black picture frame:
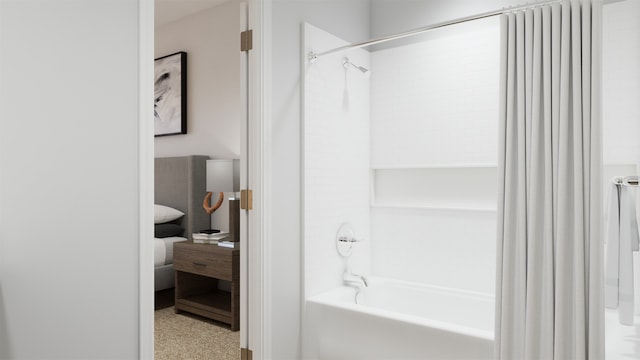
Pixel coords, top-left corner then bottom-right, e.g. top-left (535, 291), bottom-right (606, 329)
top-left (154, 51), bottom-right (187, 137)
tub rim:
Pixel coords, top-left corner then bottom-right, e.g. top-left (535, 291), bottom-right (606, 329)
top-left (307, 277), bottom-right (496, 342)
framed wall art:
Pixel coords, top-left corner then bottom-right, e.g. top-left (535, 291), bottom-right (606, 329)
top-left (154, 51), bottom-right (187, 136)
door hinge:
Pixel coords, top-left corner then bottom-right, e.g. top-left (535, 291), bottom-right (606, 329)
top-left (241, 347), bottom-right (253, 360)
top-left (240, 189), bottom-right (253, 210)
top-left (241, 30), bottom-right (253, 52)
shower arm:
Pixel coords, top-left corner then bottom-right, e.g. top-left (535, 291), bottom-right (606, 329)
top-left (342, 57), bottom-right (369, 74)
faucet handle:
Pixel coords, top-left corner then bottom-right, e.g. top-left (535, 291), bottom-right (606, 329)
top-left (338, 236), bottom-right (363, 243)
top-left (336, 223), bottom-right (363, 257)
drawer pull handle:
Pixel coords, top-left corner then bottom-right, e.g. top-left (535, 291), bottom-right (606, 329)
top-left (193, 262), bottom-right (207, 267)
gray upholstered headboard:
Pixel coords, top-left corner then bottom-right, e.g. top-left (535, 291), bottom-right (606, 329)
top-left (155, 155), bottom-right (210, 240)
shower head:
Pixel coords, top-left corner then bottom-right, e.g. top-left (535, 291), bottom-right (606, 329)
top-left (342, 57), bottom-right (369, 75)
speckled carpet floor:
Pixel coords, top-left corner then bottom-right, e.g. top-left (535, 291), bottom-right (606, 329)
top-left (155, 307), bottom-right (240, 360)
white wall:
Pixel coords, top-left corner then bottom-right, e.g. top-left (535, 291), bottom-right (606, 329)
top-left (155, 1), bottom-right (241, 231)
top-left (0, 1), bottom-right (140, 358)
top-left (603, 0), bottom-right (640, 313)
top-left (603, 0), bottom-right (640, 166)
top-left (602, 1), bottom-right (640, 358)
top-left (155, 1), bottom-right (241, 159)
top-left (270, 1), bottom-right (370, 358)
top-left (303, 23), bottom-right (371, 299)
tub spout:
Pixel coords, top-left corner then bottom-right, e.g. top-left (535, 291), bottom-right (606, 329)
top-left (344, 272), bottom-right (368, 288)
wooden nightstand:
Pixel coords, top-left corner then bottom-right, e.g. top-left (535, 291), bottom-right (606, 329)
top-left (173, 240), bottom-right (240, 331)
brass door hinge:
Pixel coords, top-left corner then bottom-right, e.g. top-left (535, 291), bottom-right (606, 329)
top-left (241, 30), bottom-right (253, 52)
top-left (241, 347), bottom-right (253, 360)
top-left (240, 189), bottom-right (253, 210)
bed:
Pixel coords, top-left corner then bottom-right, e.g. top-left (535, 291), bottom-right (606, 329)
top-left (154, 155), bottom-right (210, 291)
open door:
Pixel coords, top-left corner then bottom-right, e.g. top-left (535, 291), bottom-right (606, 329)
top-left (240, 1), bottom-right (267, 357)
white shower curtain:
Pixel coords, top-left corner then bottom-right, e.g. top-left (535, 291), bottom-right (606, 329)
top-left (495, 1), bottom-right (604, 359)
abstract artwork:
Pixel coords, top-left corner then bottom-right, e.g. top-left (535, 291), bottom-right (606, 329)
top-left (154, 51), bottom-right (187, 136)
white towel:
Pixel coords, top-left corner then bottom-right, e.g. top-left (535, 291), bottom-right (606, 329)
top-left (605, 180), bottom-right (620, 308)
top-left (604, 178), bottom-right (639, 325)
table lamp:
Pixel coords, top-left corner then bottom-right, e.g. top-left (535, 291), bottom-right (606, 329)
top-left (202, 159), bottom-right (240, 234)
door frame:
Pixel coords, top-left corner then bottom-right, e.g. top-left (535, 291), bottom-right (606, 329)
top-left (137, 0), bottom-right (270, 358)
top-left (138, 0), bottom-right (155, 358)
top-left (245, 0), bottom-right (271, 358)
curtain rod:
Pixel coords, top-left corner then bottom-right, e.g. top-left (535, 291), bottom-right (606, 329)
top-left (308, 0), bottom-right (590, 62)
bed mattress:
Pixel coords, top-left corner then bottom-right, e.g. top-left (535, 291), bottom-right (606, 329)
top-left (154, 237), bottom-right (186, 267)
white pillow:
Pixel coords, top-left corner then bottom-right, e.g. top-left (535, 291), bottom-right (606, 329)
top-left (154, 204), bottom-right (184, 224)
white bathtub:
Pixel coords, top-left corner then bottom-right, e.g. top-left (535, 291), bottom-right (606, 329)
top-left (304, 277), bottom-right (495, 360)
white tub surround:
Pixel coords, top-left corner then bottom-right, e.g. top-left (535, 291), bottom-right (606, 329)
top-left (305, 278), bottom-right (494, 360)
top-left (369, 15), bottom-right (501, 297)
top-left (303, 23), bottom-right (371, 299)
top-left (303, 19), bottom-right (499, 359)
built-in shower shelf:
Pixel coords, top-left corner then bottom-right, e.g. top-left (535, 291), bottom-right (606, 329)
top-left (371, 204), bottom-right (497, 213)
top-left (372, 167), bottom-right (498, 210)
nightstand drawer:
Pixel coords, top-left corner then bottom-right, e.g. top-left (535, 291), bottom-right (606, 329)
top-left (174, 245), bottom-right (232, 280)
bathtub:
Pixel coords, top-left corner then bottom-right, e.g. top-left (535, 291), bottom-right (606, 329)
top-left (304, 277), bottom-right (495, 360)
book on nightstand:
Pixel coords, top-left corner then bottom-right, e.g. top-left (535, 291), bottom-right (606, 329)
top-left (217, 240), bottom-right (236, 248)
top-left (192, 231), bottom-right (229, 244)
